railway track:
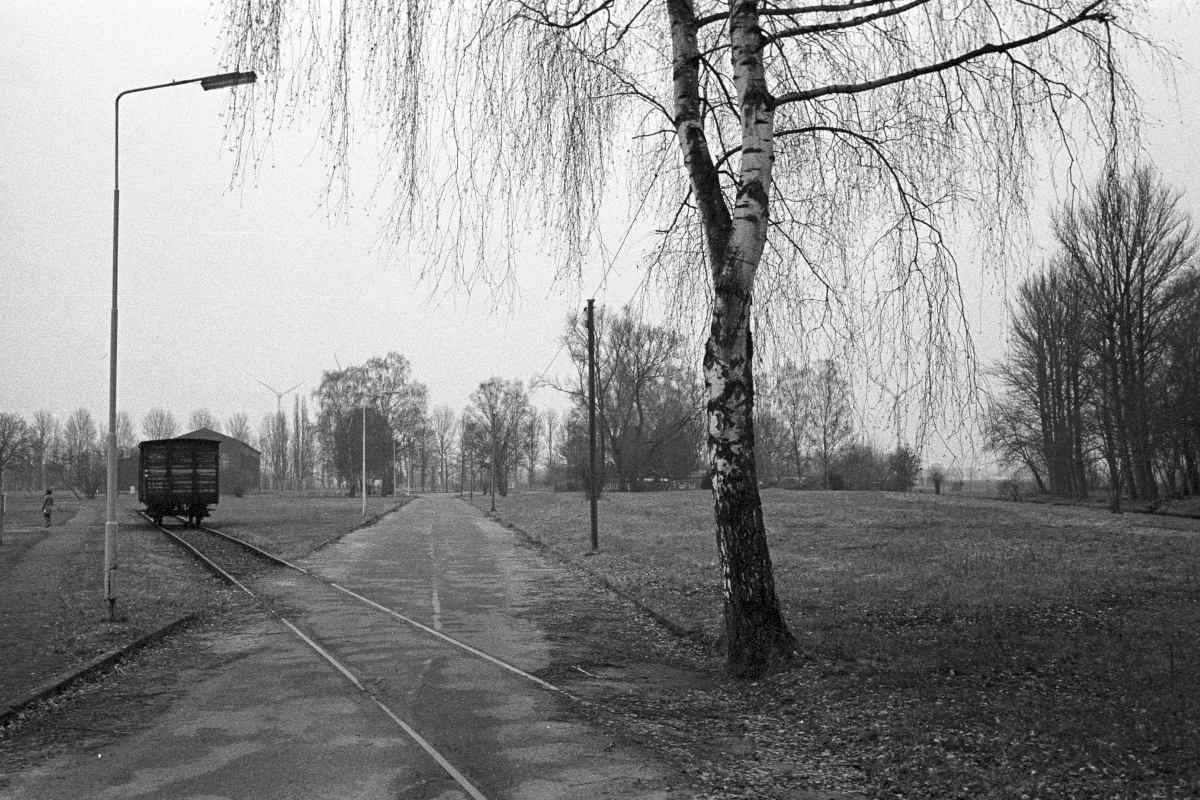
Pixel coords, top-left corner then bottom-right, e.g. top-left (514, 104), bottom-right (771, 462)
top-left (143, 512), bottom-right (580, 800)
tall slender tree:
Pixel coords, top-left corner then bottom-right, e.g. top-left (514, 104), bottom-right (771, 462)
top-left (993, 262), bottom-right (1092, 498)
top-left (431, 405), bottom-right (459, 492)
top-left (31, 411), bottom-right (59, 490)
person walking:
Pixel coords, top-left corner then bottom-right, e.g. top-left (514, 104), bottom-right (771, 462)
top-left (41, 489), bottom-right (53, 528)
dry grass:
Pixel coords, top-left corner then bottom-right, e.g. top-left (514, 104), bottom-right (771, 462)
top-left (473, 489), bottom-right (1200, 799)
top-left (204, 491), bottom-right (411, 560)
top-left (0, 491), bottom-right (406, 710)
top-left (0, 491), bottom-right (85, 531)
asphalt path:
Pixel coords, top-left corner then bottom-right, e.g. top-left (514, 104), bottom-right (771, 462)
top-left (1, 495), bottom-right (689, 799)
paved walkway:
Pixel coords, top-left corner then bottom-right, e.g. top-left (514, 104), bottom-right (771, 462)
top-left (0, 496), bottom-right (689, 799)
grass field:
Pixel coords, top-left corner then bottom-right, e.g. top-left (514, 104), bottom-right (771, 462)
top-left (0, 490), bottom-right (408, 710)
top-left (0, 491), bottom-right (83, 531)
top-left (204, 491), bottom-right (411, 560)
top-left (472, 489), bottom-right (1200, 799)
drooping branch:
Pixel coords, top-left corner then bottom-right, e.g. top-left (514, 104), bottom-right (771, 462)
top-left (765, 0), bottom-right (932, 43)
top-left (775, 3), bottom-right (1111, 106)
top-left (512, 0), bottom-right (615, 29)
top-left (697, 0), bottom-right (905, 29)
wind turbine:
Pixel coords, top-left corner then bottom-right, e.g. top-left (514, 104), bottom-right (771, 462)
top-left (258, 380), bottom-right (304, 414)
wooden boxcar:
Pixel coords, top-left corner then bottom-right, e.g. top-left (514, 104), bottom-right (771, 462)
top-left (138, 438), bottom-right (220, 525)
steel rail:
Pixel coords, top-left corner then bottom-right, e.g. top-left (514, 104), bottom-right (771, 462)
top-left (160, 515), bottom-right (579, 702)
top-left (144, 512), bottom-right (490, 800)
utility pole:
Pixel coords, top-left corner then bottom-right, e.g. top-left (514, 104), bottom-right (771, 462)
top-left (361, 404), bottom-right (368, 516)
top-left (490, 409), bottom-right (498, 513)
top-left (587, 299), bottom-right (598, 551)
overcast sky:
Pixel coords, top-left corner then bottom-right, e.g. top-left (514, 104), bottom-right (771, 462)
top-left (2, 2), bottom-right (1198, 462)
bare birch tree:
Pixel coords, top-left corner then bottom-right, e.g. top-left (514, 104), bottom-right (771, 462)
top-left (222, 0), bottom-right (1145, 676)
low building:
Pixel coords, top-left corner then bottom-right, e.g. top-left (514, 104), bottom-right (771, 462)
top-left (175, 428), bottom-right (261, 496)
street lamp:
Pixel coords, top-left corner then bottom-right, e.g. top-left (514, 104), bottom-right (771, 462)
top-left (105, 70), bottom-right (256, 620)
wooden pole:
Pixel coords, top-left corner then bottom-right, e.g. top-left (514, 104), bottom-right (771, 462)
top-left (587, 299), bottom-right (598, 551)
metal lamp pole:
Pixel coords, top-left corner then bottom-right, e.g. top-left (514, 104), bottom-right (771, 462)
top-left (362, 404), bottom-right (368, 516)
top-left (106, 70), bottom-right (256, 620)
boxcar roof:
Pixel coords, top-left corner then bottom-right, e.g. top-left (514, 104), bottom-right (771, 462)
top-left (175, 427), bottom-right (262, 455)
top-left (139, 437), bottom-right (222, 448)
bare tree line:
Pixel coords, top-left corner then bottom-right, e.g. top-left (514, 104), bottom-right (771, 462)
top-left (987, 165), bottom-right (1200, 510)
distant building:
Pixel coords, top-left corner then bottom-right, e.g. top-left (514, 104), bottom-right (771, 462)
top-left (175, 428), bottom-right (261, 496)
top-left (672, 469), bottom-right (711, 491)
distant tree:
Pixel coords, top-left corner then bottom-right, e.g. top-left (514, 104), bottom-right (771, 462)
top-left (142, 407), bottom-right (178, 440)
top-left (983, 394), bottom-right (1050, 494)
top-left (1159, 272), bottom-right (1200, 496)
top-left (561, 306), bottom-right (701, 490)
top-left (459, 412), bottom-right (480, 496)
top-left (188, 408), bottom-right (222, 433)
top-left (31, 411), bottom-right (59, 489)
top-left (113, 411), bottom-right (138, 461)
top-left (226, 413), bottom-right (253, 445)
top-left (1056, 165), bottom-right (1199, 507)
top-left (750, 399), bottom-right (784, 486)
top-left (430, 405), bottom-right (458, 492)
top-left (542, 409), bottom-right (559, 484)
top-left (468, 378), bottom-right (532, 508)
top-left (0, 412), bottom-right (31, 482)
top-left (258, 411), bottom-right (289, 489)
top-left (805, 360), bottom-right (855, 489)
top-left (0, 412), bottom-right (30, 542)
top-left (770, 361), bottom-right (810, 481)
top-left (332, 407), bottom-right (391, 495)
top-left (831, 441), bottom-right (886, 491)
top-left (413, 418), bottom-right (435, 492)
top-left (926, 464), bottom-right (947, 495)
top-left (64, 408), bottom-right (104, 498)
top-left (991, 262), bottom-right (1093, 498)
top-left (520, 409), bottom-right (543, 487)
top-left (884, 445), bottom-right (922, 493)
top-left (316, 352), bottom-right (429, 490)
top-left (291, 396), bottom-right (317, 490)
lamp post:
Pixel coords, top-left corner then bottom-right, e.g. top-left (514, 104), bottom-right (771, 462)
top-left (106, 70), bottom-right (256, 620)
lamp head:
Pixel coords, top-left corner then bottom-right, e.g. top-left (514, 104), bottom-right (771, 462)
top-left (200, 71), bottom-right (257, 91)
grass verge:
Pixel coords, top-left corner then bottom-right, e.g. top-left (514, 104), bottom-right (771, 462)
top-left (473, 489), bottom-right (1200, 799)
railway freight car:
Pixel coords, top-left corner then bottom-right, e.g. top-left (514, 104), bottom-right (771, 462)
top-left (138, 438), bottom-right (220, 525)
